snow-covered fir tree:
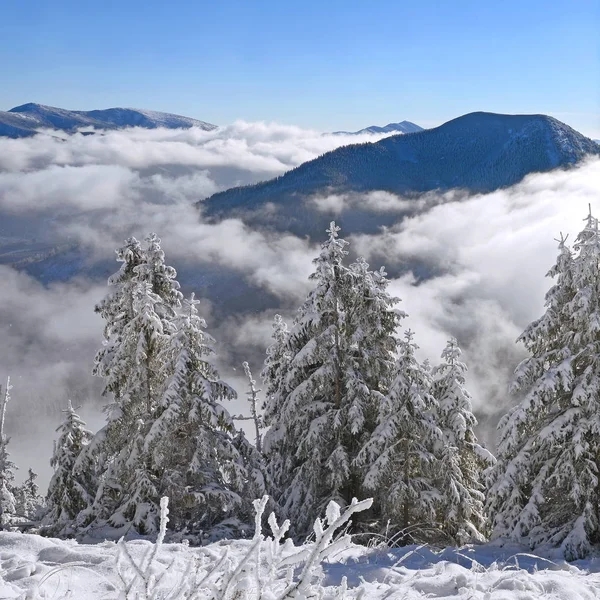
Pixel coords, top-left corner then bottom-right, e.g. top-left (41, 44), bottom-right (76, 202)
top-left (487, 211), bottom-right (600, 559)
top-left (432, 338), bottom-right (495, 544)
top-left (43, 401), bottom-right (92, 535)
top-left (264, 223), bottom-right (402, 535)
top-left (140, 293), bottom-right (246, 537)
top-left (14, 468), bottom-right (43, 521)
top-left (358, 330), bottom-right (441, 541)
top-left (261, 314), bottom-right (291, 499)
top-left (0, 377), bottom-right (16, 528)
top-left (85, 234), bottom-right (182, 533)
top-left (232, 428), bottom-right (270, 522)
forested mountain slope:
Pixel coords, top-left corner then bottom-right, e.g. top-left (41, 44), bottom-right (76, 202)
top-left (202, 112), bottom-right (600, 231)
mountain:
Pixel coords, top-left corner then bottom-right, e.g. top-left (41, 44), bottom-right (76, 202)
top-left (202, 112), bottom-right (600, 235)
top-left (0, 103), bottom-right (217, 138)
top-left (334, 121), bottom-right (424, 135)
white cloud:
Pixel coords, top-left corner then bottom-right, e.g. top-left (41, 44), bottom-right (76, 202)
top-left (0, 122), bottom-right (392, 175)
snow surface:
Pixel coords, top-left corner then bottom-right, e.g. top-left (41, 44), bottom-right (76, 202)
top-left (0, 532), bottom-right (599, 599)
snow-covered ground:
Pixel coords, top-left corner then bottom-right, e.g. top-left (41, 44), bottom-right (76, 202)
top-left (1, 531), bottom-right (599, 599)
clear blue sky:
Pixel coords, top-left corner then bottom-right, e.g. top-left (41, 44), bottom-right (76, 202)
top-left (1, 0), bottom-right (599, 136)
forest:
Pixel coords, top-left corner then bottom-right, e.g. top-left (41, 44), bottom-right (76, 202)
top-left (1, 209), bottom-right (600, 564)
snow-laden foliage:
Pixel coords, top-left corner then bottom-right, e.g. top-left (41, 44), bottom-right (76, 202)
top-left (358, 330), bottom-right (441, 541)
top-left (141, 293), bottom-right (246, 538)
top-left (487, 212), bottom-right (600, 559)
top-left (0, 377), bottom-right (16, 527)
top-left (432, 339), bottom-right (495, 544)
top-left (261, 314), bottom-right (291, 499)
top-left (264, 222), bottom-right (402, 535)
top-left (115, 494), bottom-right (373, 600)
top-left (43, 401), bottom-right (93, 535)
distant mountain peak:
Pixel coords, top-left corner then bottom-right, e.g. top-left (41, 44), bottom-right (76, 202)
top-left (334, 120), bottom-right (424, 135)
top-left (0, 103), bottom-right (217, 138)
top-left (9, 102), bottom-right (46, 112)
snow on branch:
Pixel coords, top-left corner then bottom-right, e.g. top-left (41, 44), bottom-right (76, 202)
top-left (115, 495), bottom-right (373, 599)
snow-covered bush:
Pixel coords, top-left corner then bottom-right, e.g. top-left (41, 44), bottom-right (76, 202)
top-left (116, 495), bottom-right (373, 599)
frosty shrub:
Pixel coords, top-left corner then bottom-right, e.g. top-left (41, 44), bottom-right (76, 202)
top-left (116, 495), bottom-right (373, 599)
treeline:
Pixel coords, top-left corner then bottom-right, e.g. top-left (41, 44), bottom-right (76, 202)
top-left (3, 210), bottom-right (600, 560)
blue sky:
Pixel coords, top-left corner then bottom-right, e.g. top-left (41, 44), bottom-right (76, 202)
top-left (2, 0), bottom-right (599, 136)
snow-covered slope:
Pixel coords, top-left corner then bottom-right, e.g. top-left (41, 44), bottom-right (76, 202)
top-left (0, 532), bottom-right (599, 599)
top-left (202, 112), bottom-right (600, 235)
top-left (334, 120), bottom-right (424, 135)
top-left (0, 103), bottom-right (217, 137)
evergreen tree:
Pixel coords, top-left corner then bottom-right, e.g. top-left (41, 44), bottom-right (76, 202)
top-left (261, 314), bottom-right (291, 498)
top-left (0, 377), bottom-right (16, 528)
top-left (14, 468), bottom-right (43, 521)
top-left (232, 428), bottom-right (271, 521)
top-left (94, 281), bottom-right (169, 532)
top-left (358, 331), bottom-right (441, 541)
top-left (432, 338), bottom-right (495, 544)
top-left (85, 234), bottom-right (182, 533)
top-left (43, 401), bottom-right (92, 535)
top-left (265, 223), bottom-right (401, 535)
top-left (487, 212), bottom-right (600, 559)
top-left (140, 293), bottom-right (245, 536)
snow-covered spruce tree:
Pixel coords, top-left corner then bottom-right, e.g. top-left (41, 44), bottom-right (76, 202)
top-left (261, 314), bottom-right (291, 499)
top-left (358, 330), bottom-right (441, 542)
top-left (85, 236), bottom-right (147, 518)
top-left (232, 427), bottom-right (271, 522)
top-left (14, 468), bottom-right (43, 521)
top-left (43, 401), bottom-right (93, 535)
top-left (432, 338), bottom-right (495, 544)
top-left (141, 293), bottom-right (246, 537)
top-left (265, 223), bottom-right (401, 535)
top-left (94, 281), bottom-right (170, 533)
top-left (487, 213), bottom-right (600, 559)
top-left (0, 377), bottom-right (16, 528)
top-left (85, 234), bottom-right (182, 534)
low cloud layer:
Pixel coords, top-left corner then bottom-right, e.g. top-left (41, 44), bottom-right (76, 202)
top-left (0, 123), bottom-right (599, 486)
top-left (0, 122), bottom-right (391, 177)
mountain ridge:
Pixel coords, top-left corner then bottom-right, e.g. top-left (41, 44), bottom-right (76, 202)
top-left (334, 120), bottom-right (424, 135)
top-left (201, 111), bottom-right (600, 236)
top-left (0, 103), bottom-right (217, 138)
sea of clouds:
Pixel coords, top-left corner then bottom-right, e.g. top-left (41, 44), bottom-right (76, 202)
top-left (0, 122), bottom-right (599, 486)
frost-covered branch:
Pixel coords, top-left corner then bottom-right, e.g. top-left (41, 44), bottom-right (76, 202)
top-left (242, 361), bottom-right (263, 452)
top-left (115, 494), bottom-right (372, 599)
